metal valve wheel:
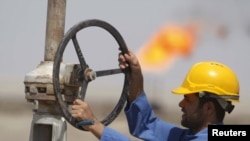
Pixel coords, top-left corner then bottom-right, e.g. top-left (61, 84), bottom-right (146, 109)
top-left (53, 19), bottom-right (130, 130)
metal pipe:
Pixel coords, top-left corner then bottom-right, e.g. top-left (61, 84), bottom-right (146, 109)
top-left (44, 0), bottom-right (66, 61)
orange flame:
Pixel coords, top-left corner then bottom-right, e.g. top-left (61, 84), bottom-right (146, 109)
top-left (137, 23), bottom-right (198, 73)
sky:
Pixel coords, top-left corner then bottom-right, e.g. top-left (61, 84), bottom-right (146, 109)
top-left (0, 0), bottom-right (250, 121)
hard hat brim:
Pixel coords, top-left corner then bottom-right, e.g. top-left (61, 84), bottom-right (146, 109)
top-left (172, 87), bottom-right (240, 102)
top-left (171, 87), bottom-right (197, 95)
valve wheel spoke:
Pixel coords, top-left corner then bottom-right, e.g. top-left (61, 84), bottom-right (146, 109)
top-left (96, 68), bottom-right (122, 77)
top-left (72, 35), bottom-right (88, 68)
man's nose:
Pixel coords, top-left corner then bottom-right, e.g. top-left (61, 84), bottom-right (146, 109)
top-left (178, 99), bottom-right (184, 108)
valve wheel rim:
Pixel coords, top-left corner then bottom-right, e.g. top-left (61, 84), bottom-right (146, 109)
top-left (53, 19), bottom-right (130, 130)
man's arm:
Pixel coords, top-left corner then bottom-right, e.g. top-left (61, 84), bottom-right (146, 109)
top-left (71, 99), bottom-right (133, 141)
top-left (118, 50), bottom-right (144, 103)
top-left (69, 49), bottom-right (144, 140)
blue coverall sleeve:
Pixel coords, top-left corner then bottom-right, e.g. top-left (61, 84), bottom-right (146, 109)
top-left (100, 92), bottom-right (207, 141)
top-left (100, 127), bottom-right (131, 141)
top-left (124, 92), bottom-right (185, 141)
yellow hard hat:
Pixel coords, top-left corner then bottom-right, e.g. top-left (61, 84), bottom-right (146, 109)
top-left (172, 61), bottom-right (239, 102)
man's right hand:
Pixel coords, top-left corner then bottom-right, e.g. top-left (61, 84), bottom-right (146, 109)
top-left (71, 99), bottom-right (104, 139)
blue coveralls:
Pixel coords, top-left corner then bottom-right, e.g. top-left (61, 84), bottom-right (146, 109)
top-left (100, 92), bottom-right (208, 141)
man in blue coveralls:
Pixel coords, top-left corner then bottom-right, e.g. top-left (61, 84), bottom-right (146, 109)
top-left (71, 49), bottom-right (240, 141)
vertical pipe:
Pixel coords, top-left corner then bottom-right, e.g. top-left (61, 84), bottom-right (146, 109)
top-left (44, 0), bottom-right (66, 61)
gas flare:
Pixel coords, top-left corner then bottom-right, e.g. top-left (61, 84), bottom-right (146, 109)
top-left (136, 23), bottom-right (198, 73)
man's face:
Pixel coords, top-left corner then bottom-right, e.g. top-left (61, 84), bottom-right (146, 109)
top-left (178, 94), bottom-right (205, 130)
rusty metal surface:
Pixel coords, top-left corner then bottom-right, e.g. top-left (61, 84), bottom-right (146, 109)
top-left (44, 0), bottom-right (66, 61)
top-left (23, 1), bottom-right (69, 140)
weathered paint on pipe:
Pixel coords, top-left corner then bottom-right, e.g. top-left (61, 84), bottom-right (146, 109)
top-left (44, 0), bottom-right (66, 61)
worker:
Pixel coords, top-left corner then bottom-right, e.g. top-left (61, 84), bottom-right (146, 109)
top-left (71, 49), bottom-right (240, 141)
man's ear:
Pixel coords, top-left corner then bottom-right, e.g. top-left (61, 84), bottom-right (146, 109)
top-left (203, 101), bottom-right (215, 114)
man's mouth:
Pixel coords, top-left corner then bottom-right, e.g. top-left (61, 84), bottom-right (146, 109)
top-left (182, 113), bottom-right (186, 118)
top-left (181, 110), bottom-right (186, 118)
